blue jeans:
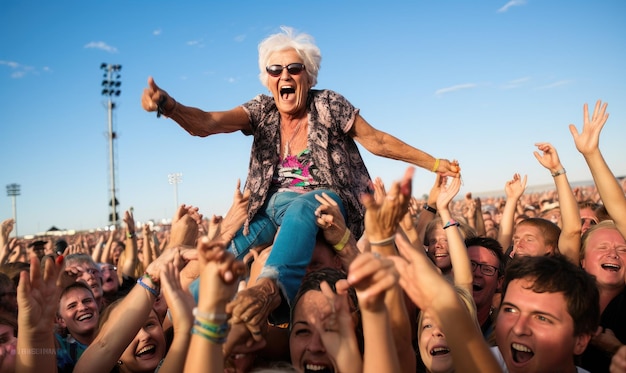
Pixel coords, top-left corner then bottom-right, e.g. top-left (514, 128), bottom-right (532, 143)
top-left (189, 189), bottom-right (345, 309)
top-left (231, 189), bottom-right (345, 304)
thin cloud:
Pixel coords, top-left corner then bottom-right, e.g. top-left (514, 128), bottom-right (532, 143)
top-left (502, 76), bottom-right (530, 89)
top-left (435, 83), bottom-right (477, 97)
top-left (497, 0), bottom-right (527, 13)
top-left (234, 34), bottom-right (246, 42)
top-left (0, 60), bottom-right (46, 79)
top-left (153, 29), bottom-right (162, 36)
top-left (536, 80), bottom-right (571, 90)
top-left (186, 39), bottom-right (205, 48)
top-left (84, 41), bottom-right (118, 53)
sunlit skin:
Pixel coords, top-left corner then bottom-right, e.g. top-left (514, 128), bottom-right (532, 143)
top-left (118, 310), bottom-right (166, 373)
top-left (427, 224), bottom-right (452, 272)
top-left (495, 279), bottom-right (589, 373)
top-left (289, 290), bottom-right (338, 373)
top-left (418, 312), bottom-right (454, 373)
top-left (512, 225), bottom-right (553, 257)
top-left (467, 246), bottom-right (501, 325)
top-left (266, 49), bottom-right (312, 119)
top-left (581, 228), bottom-right (626, 291)
top-left (100, 264), bottom-right (119, 294)
top-left (579, 207), bottom-right (599, 235)
top-left (65, 263), bottom-right (104, 309)
top-left (58, 287), bottom-right (99, 345)
top-left (0, 324), bottom-right (17, 373)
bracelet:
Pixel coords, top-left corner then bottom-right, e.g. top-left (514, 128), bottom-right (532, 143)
top-left (192, 307), bottom-right (229, 322)
top-left (551, 168), bottom-right (566, 177)
top-left (423, 204), bottom-right (437, 214)
top-left (157, 96), bottom-right (177, 118)
top-left (143, 272), bottom-right (159, 286)
top-left (191, 326), bottom-right (228, 344)
top-left (369, 235), bottom-right (395, 246)
top-left (333, 228), bottom-right (351, 252)
top-left (431, 158), bottom-right (440, 173)
top-left (194, 319), bottom-right (230, 335)
top-left (137, 277), bottom-right (159, 298)
top-left (126, 231), bottom-right (136, 239)
top-left (443, 220), bottom-right (460, 230)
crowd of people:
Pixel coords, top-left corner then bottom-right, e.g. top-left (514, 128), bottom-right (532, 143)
top-left (1, 26), bottom-right (626, 373)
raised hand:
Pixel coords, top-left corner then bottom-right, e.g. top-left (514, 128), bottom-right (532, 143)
top-left (569, 100), bottom-right (609, 156)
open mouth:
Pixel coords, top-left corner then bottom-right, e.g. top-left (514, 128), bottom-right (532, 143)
top-left (280, 86), bottom-right (295, 99)
top-left (430, 346), bottom-right (451, 356)
top-left (136, 344), bottom-right (156, 358)
top-left (472, 283), bottom-right (484, 292)
top-left (601, 263), bottom-right (621, 272)
top-left (511, 342), bottom-right (534, 363)
top-left (304, 363), bottom-right (334, 373)
top-left (77, 313), bottom-right (93, 322)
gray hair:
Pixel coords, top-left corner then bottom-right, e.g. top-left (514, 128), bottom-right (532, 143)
top-left (257, 26), bottom-right (321, 89)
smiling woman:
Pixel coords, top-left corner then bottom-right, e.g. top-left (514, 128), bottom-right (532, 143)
top-left (141, 25), bottom-right (460, 343)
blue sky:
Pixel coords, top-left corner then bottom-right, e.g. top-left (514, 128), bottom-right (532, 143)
top-left (1, 0), bottom-right (625, 237)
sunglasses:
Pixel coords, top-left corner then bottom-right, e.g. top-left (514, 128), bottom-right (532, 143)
top-left (266, 63), bottom-right (305, 77)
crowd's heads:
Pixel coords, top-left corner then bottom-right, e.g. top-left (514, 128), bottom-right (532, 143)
top-left (0, 310), bottom-right (17, 373)
top-left (580, 220), bottom-right (626, 291)
top-left (577, 201), bottom-right (601, 235)
top-left (512, 218), bottom-right (561, 257)
top-left (27, 239), bottom-right (47, 259)
top-left (0, 272), bottom-right (17, 316)
top-left (289, 268), bottom-right (362, 373)
top-left (465, 236), bottom-right (504, 312)
top-left (417, 286), bottom-right (479, 373)
top-left (57, 282), bottom-right (99, 343)
top-left (496, 255), bottom-right (599, 372)
top-left (100, 299), bottom-right (166, 372)
top-left (258, 26), bottom-right (321, 89)
top-left (63, 253), bottom-right (104, 307)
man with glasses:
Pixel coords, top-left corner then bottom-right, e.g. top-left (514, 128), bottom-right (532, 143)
top-left (62, 254), bottom-right (105, 311)
top-left (465, 236), bottom-right (505, 345)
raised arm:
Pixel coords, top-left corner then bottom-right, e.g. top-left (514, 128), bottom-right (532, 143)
top-left (141, 76), bottom-right (250, 137)
top-left (120, 210), bottom-right (138, 278)
top-left (350, 114), bottom-right (460, 177)
top-left (533, 142), bottom-right (581, 264)
top-left (569, 100), bottom-right (626, 237)
top-left (391, 234), bottom-right (501, 373)
top-left (498, 173), bottom-right (527, 252)
top-left (436, 175), bottom-right (473, 294)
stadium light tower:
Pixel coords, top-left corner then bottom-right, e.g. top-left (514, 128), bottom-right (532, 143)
top-left (6, 183), bottom-right (20, 238)
top-left (168, 173), bottom-right (182, 211)
top-left (100, 63), bottom-right (122, 227)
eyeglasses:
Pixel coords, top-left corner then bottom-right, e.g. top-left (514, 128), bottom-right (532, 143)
top-left (470, 261), bottom-right (498, 277)
top-left (100, 265), bottom-right (117, 272)
top-left (266, 63), bottom-right (306, 77)
top-left (581, 218), bottom-right (598, 226)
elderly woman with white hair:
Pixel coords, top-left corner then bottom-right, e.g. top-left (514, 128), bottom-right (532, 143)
top-left (141, 26), bottom-right (459, 334)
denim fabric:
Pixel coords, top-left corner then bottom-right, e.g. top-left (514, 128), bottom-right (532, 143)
top-left (189, 189), bottom-right (345, 308)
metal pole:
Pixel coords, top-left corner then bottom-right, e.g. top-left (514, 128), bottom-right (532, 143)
top-left (108, 84), bottom-right (117, 227)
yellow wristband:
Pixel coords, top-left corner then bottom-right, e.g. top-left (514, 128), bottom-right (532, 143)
top-left (431, 158), bottom-right (440, 173)
top-left (333, 228), bottom-right (351, 252)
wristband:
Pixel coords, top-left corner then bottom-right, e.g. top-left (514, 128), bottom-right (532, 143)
top-left (369, 235), bottom-right (395, 246)
top-left (126, 231), bottom-right (136, 239)
top-left (137, 277), bottom-right (159, 298)
top-left (551, 168), bottom-right (566, 177)
top-left (333, 228), bottom-right (351, 252)
top-left (423, 204), bottom-right (437, 214)
top-left (443, 220), bottom-right (460, 230)
top-left (192, 307), bottom-right (229, 322)
top-left (431, 158), bottom-right (440, 173)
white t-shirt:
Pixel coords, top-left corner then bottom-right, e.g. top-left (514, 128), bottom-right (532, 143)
top-left (490, 346), bottom-right (590, 373)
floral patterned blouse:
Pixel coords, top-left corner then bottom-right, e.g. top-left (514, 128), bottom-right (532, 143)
top-left (240, 89), bottom-right (373, 238)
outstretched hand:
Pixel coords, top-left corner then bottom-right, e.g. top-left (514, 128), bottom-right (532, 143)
top-left (18, 255), bottom-right (64, 333)
top-left (569, 100), bottom-right (609, 156)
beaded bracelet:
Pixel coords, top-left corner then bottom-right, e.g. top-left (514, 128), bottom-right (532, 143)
top-left (194, 319), bottom-right (230, 335)
top-left (333, 228), bottom-right (351, 252)
top-left (137, 277), bottom-right (159, 297)
top-left (443, 220), bottom-right (460, 230)
top-left (192, 307), bottom-right (229, 322)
